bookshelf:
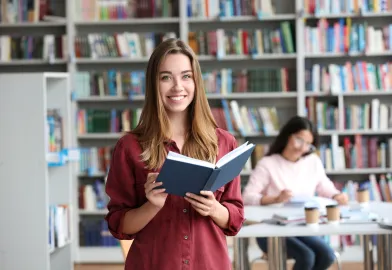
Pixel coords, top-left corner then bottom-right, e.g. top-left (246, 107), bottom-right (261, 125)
top-left (0, 73), bottom-right (74, 270)
top-left (1, 0), bottom-right (392, 265)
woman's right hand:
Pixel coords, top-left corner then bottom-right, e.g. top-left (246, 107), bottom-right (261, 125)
top-left (145, 173), bottom-right (168, 209)
top-left (275, 189), bottom-right (293, 203)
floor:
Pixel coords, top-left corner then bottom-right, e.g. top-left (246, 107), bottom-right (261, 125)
top-left (75, 262), bottom-right (370, 270)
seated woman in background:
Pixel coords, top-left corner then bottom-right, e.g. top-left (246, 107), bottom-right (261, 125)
top-left (242, 115), bottom-right (348, 270)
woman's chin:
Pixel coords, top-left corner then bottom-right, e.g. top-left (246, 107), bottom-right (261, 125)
top-left (165, 106), bottom-right (189, 115)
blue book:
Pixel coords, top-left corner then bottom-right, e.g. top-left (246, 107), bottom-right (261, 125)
top-left (156, 141), bottom-right (255, 196)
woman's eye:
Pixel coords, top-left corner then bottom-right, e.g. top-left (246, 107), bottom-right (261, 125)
top-left (183, 74), bottom-right (192, 79)
top-left (161, 75), bottom-right (170, 81)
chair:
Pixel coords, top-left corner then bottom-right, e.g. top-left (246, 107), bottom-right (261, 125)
top-left (250, 250), bottom-right (342, 270)
top-left (120, 240), bottom-right (133, 259)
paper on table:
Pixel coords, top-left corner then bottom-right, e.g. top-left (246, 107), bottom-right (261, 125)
top-left (285, 196), bottom-right (337, 208)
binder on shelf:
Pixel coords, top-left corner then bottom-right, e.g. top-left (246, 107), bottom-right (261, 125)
top-left (46, 148), bottom-right (81, 167)
top-left (46, 151), bottom-right (67, 167)
top-left (156, 141), bottom-right (255, 196)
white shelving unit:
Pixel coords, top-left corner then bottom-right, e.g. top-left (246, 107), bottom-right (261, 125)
top-left (1, 0), bottom-right (392, 265)
top-left (0, 73), bottom-right (74, 270)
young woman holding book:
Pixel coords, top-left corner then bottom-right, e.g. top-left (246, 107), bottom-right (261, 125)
top-left (105, 38), bottom-right (244, 270)
top-left (242, 116), bottom-right (348, 270)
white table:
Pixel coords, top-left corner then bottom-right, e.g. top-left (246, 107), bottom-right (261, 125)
top-left (233, 202), bottom-right (392, 270)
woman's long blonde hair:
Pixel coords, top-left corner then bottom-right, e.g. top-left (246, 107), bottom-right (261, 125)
top-left (132, 38), bottom-right (218, 170)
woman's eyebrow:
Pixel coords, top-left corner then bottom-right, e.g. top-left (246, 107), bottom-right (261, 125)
top-left (159, 70), bottom-right (192, 74)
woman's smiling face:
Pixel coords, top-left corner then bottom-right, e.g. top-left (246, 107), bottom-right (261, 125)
top-left (158, 53), bottom-right (195, 117)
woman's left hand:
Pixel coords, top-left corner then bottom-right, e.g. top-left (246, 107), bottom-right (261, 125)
top-left (185, 191), bottom-right (218, 217)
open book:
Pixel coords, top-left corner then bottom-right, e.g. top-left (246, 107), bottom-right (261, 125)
top-left (156, 141), bottom-right (255, 196)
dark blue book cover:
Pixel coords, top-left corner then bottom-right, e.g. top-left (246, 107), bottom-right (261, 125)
top-left (156, 142), bottom-right (255, 196)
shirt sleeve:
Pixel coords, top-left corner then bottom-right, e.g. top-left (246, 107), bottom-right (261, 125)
top-left (105, 137), bottom-right (137, 240)
top-left (314, 155), bottom-right (340, 198)
top-left (242, 160), bottom-right (270, 205)
top-left (219, 137), bottom-right (245, 236)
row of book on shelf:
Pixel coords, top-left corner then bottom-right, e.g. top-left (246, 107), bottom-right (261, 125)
top-left (49, 204), bottom-right (71, 252)
top-left (73, 22), bottom-right (296, 60)
top-left (0, 0), bottom-right (59, 23)
top-left (305, 19), bottom-right (392, 54)
top-left (188, 22), bottom-right (295, 57)
top-left (319, 135), bottom-right (392, 170)
top-left (304, 0), bottom-right (392, 15)
top-left (79, 219), bottom-right (118, 247)
top-left (73, 0), bottom-right (392, 22)
top-left (74, 68), bottom-right (291, 99)
top-left (77, 108), bottom-right (142, 134)
top-left (0, 35), bottom-right (67, 62)
top-left (187, 0), bottom-right (275, 18)
top-left (306, 97), bottom-right (392, 131)
top-left (75, 100), bottom-right (281, 136)
top-left (76, 97), bottom-right (392, 139)
top-left (74, 0), bottom-right (276, 21)
top-left (1, 28), bottom-right (391, 61)
top-left (5, 0), bottom-right (391, 24)
top-left (75, 0), bottom-right (179, 21)
top-left (77, 136), bottom-right (392, 182)
top-left (306, 61), bottom-right (392, 93)
top-left (76, 32), bottom-right (176, 59)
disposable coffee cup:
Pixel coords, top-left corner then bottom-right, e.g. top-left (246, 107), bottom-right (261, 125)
top-left (326, 204), bottom-right (340, 224)
top-left (357, 188), bottom-right (370, 204)
top-left (304, 206), bottom-right (319, 227)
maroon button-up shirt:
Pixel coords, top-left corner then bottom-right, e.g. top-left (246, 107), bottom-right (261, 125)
top-left (105, 128), bottom-right (245, 270)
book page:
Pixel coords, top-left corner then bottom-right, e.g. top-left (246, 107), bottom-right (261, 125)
top-left (216, 141), bottom-right (249, 165)
top-left (167, 151), bottom-right (215, 168)
top-left (216, 142), bottom-right (254, 168)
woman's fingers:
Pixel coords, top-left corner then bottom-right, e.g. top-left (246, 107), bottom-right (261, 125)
top-left (145, 181), bottom-right (163, 193)
top-left (145, 173), bottom-right (159, 186)
top-left (184, 196), bottom-right (210, 211)
top-left (148, 188), bottom-right (166, 196)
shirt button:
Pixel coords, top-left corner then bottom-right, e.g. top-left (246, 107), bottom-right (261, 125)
top-left (184, 259), bottom-right (189, 264)
top-left (183, 209), bottom-right (187, 213)
top-left (184, 235), bottom-right (188, 240)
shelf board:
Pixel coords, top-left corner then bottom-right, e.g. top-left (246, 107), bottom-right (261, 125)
top-left (305, 51), bottom-right (392, 58)
top-left (326, 168), bottom-right (391, 175)
top-left (198, 54), bottom-right (297, 61)
top-left (305, 91), bottom-right (392, 97)
top-left (0, 59), bottom-right (67, 65)
top-left (75, 54), bottom-right (296, 64)
top-left (206, 92), bottom-right (297, 99)
top-left (241, 168), bottom-right (391, 176)
top-left (344, 129), bottom-right (392, 135)
top-left (75, 57), bottom-right (149, 64)
top-left (77, 129), bottom-right (391, 140)
top-left (76, 95), bottom-right (144, 102)
top-left (319, 129), bottom-right (392, 136)
top-left (75, 17), bottom-right (180, 26)
top-left (188, 14), bottom-right (296, 23)
top-left (0, 22), bottom-right (66, 28)
top-left (303, 11), bottom-right (392, 19)
top-left (76, 92), bottom-right (297, 103)
top-left (78, 133), bottom-right (125, 140)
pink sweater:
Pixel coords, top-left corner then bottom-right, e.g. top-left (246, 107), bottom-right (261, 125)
top-left (242, 153), bottom-right (340, 205)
